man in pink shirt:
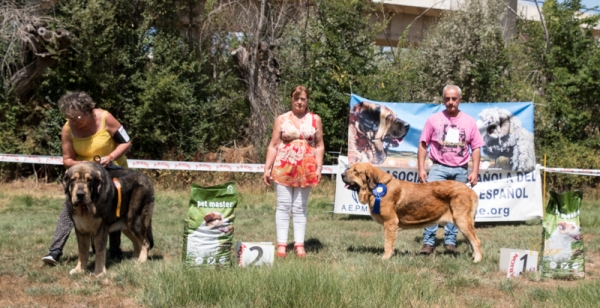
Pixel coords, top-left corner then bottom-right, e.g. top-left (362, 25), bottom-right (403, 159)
top-left (417, 85), bottom-right (485, 255)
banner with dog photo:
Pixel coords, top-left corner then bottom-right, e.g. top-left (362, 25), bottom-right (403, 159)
top-left (339, 94), bottom-right (542, 221)
top-left (347, 94), bottom-right (536, 172)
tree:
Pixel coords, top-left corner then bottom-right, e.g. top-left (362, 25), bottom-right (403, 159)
top-left (543, 0), bottom-right (600, 147)
top-left (1, 1), bottom-right (72, 102)
top-left (230, 0), bottom-right (295, 154)
top-left (414, 0), bottom-right (512, 102)
top-left (3, 0), bottom-right (249, 163)
top-left (279, 0), bottom-right (383, 159)
top-left (522, 0), bottom-right (600, 190)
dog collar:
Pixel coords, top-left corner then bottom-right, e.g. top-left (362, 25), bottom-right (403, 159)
top-left (112, 178), bottom-right (122, 217)
top-left (371, 184), bottom-right (387, 215)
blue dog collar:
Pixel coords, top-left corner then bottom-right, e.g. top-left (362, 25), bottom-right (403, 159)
top-left (371, 184), bottom-right (387, 215)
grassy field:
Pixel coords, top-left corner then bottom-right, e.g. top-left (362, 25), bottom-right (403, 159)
top-left (0, 177), bottom-right (599, 307)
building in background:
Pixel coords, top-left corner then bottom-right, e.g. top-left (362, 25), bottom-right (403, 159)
top-left (372, 0), bottom-right (599, 46)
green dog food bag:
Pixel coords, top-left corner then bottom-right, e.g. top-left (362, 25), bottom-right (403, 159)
top-left (541, 190), bottom-right (584, 279)
top-left (183, 182), bottom-right (237, 266)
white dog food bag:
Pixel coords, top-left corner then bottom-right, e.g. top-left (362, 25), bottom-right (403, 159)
top-left (183, 182), bottom-right (237, 266)
top-left (541, 190), bottom-right (584, 279)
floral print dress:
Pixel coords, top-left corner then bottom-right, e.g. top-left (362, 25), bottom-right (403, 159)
top-left (272, 111), bottom-right (319, 187)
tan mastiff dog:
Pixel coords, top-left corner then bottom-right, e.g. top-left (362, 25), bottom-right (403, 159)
top-left (342, 162), bottom-right (482, 262)
top-left (63, 162), bottom-right (155, 276)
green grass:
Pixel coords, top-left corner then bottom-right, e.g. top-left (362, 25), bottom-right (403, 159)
top-left (0, 180), bottom-right (599, 307)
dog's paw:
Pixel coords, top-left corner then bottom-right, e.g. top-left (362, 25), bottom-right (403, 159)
top-left (92, 270), bottom-right (106, 277)
top-left (69, 268), bottom-right (84, 275)
top-left (381, 254), bottom-right (392, 260)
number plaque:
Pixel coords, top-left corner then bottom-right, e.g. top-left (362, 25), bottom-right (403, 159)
top-left (236, 242), bottom-right (274, 267)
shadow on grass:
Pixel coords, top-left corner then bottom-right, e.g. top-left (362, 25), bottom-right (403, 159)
top-left (476, 221), bottom-right (524, 228)
top-left (346, 245), bottom-right (412, 257)
top-left (62, 251), bottom-right (164, 270)
top-left (347, 245), bottom-right (467, 259)
top-left (337, 215), bottom-right (373, 221)
top-left (284, 238), bottom-right (324, 253)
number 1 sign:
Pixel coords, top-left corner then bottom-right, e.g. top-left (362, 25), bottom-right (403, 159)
top-left (500, 248), bottom-right (539, 278)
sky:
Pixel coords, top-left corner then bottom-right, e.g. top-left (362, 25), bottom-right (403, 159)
top-left (520, 0), bottom-right (600, 12)
top-left (570, 0), bottom-right (599, 11)
top-left (578, 0), bottom-right (599, 11)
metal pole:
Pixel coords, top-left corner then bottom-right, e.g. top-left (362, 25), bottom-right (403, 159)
top-left (543, 154), bottom-right (547, 217)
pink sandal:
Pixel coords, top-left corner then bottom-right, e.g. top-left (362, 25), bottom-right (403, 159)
top-left (294, 244), bottom-right (306, 258)
top-left (276, 243), bottom-right (287, 258)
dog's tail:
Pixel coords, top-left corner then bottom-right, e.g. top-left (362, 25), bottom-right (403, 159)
top-left (147, 225), bottom-right (154, 250)
top-left (471, 191), bottom-right (479, 218)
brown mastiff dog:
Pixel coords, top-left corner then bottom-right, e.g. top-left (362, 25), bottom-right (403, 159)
top-left (63, 162), bottom-right (154, 276)
top-left (342, 162), bottom-right (482, 262)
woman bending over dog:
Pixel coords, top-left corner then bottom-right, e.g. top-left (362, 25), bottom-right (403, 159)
top-left (42, 91), bottom-right (131, 265)
top-left (263, 85), bottom-right (325, 258)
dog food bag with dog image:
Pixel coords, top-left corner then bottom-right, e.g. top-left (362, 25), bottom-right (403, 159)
top-left (184, 182), bottom-right (237, 266)
top-left (541, 190), bottom-right (584, 279)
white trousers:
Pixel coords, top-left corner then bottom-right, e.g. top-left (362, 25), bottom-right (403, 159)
top-left (274, 183), bottom-right (311, 244)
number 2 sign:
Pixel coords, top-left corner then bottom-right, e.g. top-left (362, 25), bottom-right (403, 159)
top-left (236, 242), bottom-right (274, 267)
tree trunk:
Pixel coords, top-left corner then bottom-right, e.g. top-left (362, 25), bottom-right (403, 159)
top-left (231, 41), bottom-right (281, 152)
top-left (231, 0), bottom-right (283, 153)
top-left (10, 56), bottom-right (55, 101)
top-left (8, 27), bottom-right (72, 102)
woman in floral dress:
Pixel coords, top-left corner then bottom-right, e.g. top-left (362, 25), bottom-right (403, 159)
top-left (263, 85), bottom-right (325, 257)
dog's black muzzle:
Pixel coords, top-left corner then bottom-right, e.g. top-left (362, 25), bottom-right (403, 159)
top-left (75, 191), bottom-right (86, 203)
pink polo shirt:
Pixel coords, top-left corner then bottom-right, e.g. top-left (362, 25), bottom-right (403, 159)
top-left (420, 111), bottom-right (485, 167)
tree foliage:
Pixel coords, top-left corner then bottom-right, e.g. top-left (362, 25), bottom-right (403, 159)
top-left (279, 0), bottom-right (383, 160)
top-left (1, 0), bottom-right (600, 191)
top-left (522, 0), bottom-right (600, 190)
top-left (2, 0), bottom-right (248, 165)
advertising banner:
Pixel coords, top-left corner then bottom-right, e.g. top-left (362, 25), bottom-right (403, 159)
top-left (347, 94), bottom-right (536, 173)
top-left (339, 94), bottom-right (541, 222)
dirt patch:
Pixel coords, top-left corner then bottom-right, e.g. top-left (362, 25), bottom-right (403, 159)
top-left (0, 274), bottom-right (142, 307)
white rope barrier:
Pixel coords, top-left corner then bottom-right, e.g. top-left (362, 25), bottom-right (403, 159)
top-left (3, 153), bottom-right (600, 176)
top-left (0, 153), bottom-right (337, 174)
top-left (541, 167), bottom-right (600, 177)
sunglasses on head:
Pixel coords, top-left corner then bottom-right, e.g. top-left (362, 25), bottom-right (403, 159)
top-left (66, 111), bottom-right (91, 122)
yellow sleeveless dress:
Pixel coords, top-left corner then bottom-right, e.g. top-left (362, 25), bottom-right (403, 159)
top-left (65, 111), bottom-right (128, 168)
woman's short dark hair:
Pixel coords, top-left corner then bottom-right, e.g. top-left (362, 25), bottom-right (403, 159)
top-left (57, 91), bottom-right (96, 117)
top-left (290, 85), bottom-right (309, 101)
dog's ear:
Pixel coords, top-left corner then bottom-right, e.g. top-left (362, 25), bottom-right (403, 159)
top-left (62, 171), bottom-right (70, 195)
top-left (364, 165), bottom-right (379, 191)
top-left (92, 170), bottom-right (103, 200)
top-left (96, 171), bottom-right (106, 195)
top-left (366, 165), bottom-right (393, 191)
top-left (366, 173), bottom-right (378, 191)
